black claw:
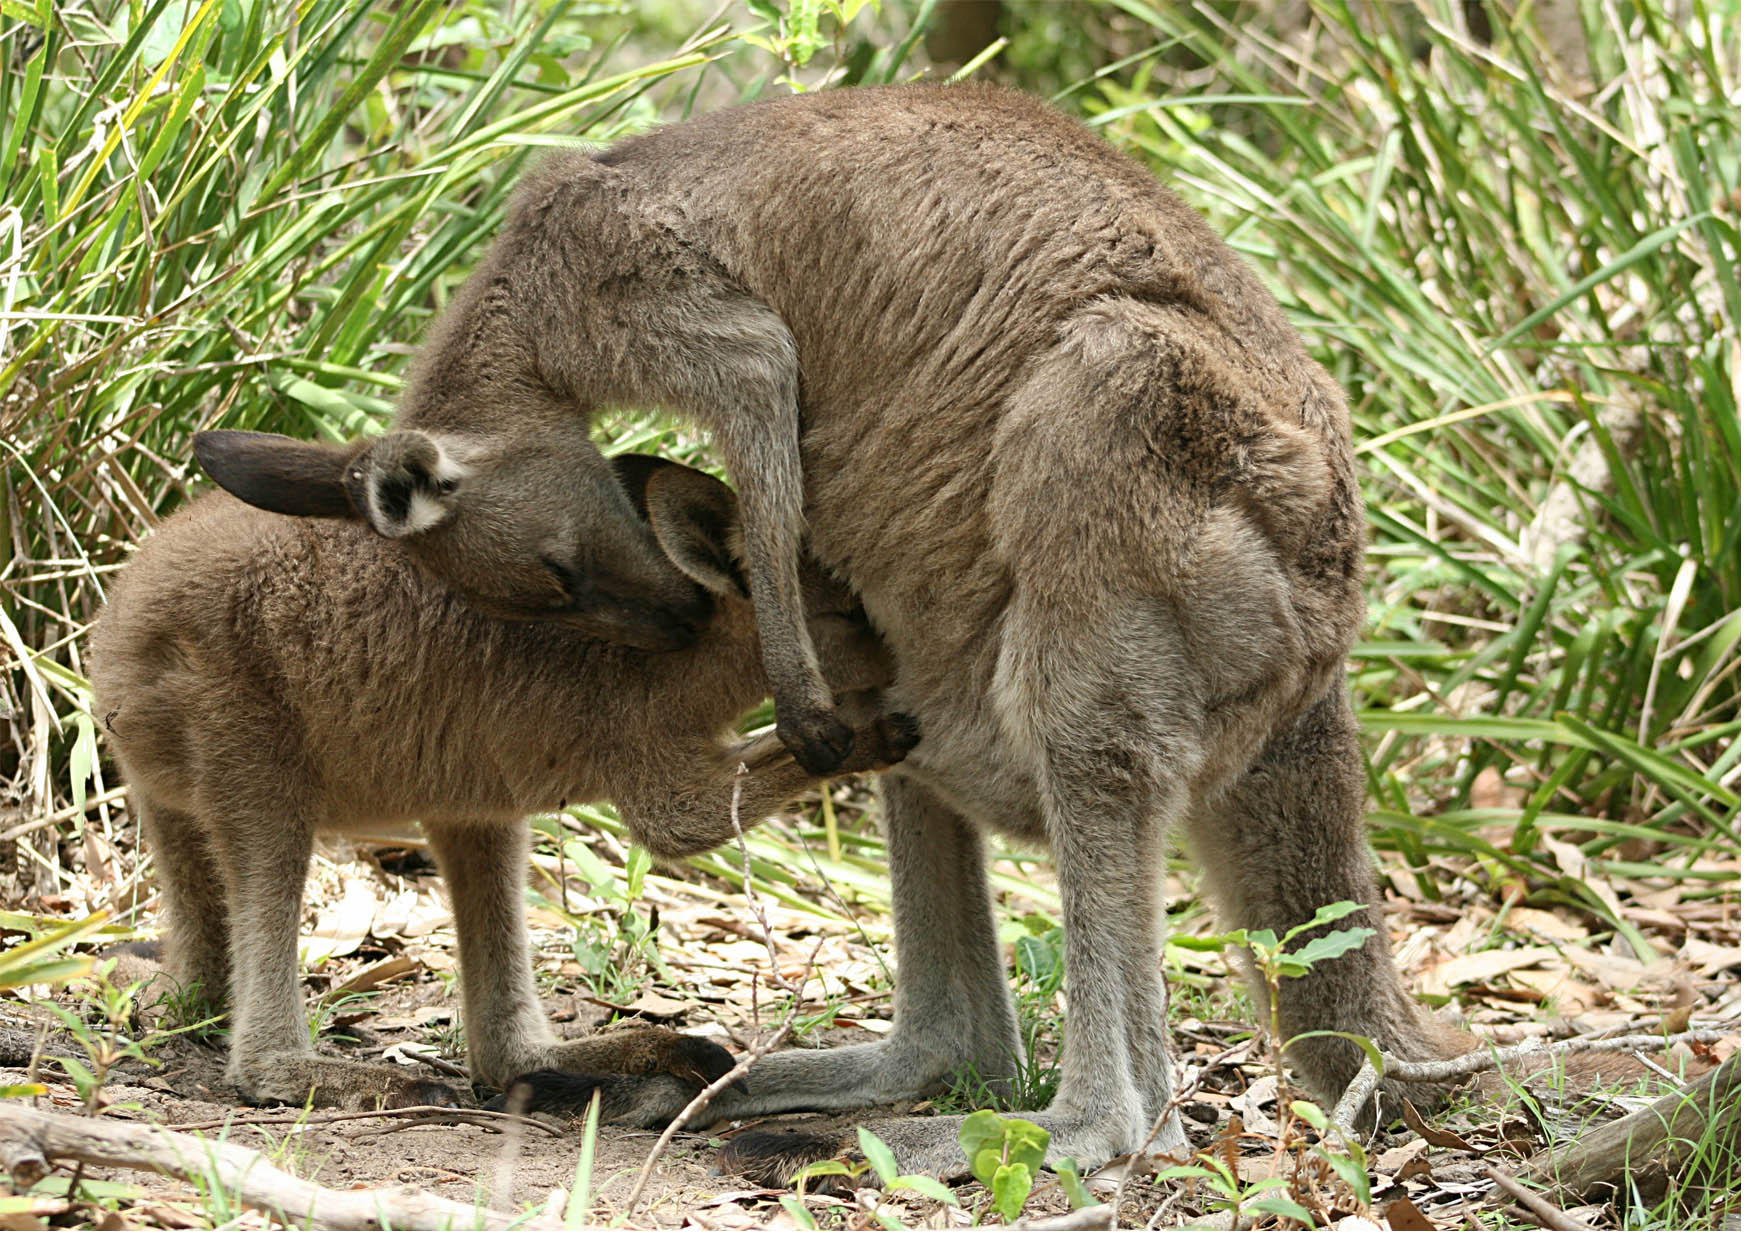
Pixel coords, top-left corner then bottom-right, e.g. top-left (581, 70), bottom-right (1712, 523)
top-left (877, 711), bottom-right (923, 762)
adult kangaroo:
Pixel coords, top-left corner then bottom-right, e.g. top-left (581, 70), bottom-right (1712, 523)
top-left (260, 83), bottom-right (1468, 1177)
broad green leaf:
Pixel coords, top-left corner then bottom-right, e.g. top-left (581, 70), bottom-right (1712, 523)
top-left (1245, 1196), bottom-right (1315, 1226)
top-left (858, 1128), bottom-right (899, 1186)
top-left (991, 1163), bottom-right (1032, 1224)
top-left (1282, 926), bottom-right (1377, 970)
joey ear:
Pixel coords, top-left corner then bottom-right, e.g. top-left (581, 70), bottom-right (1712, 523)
top-left (193, 430), bottom-right (358, 518)
top-left (607, 454), bottom-right (671, 522)
top-left (346, 430), bottom-right (470, 538)
top-left (642, 463), bottom-right (747, 598)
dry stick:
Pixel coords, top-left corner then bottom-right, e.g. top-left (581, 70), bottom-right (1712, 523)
top-left (1485, 1166), bottom-right (1591, 1231)
top-left (397, 1046), bottom-right (470, 1079)
top-left (1518, 1052), bottom-right (1741, 1207)
top-left (0, 1103), bottom-right (535, 1230)
top-left (1019, 1203), bottom-right (1117, 1230)
top-left (1327, 1028), bottom-right (1725, 1140)
top-left (169, 1103), bottom-right (564, 1139)
top-left (620, 765), bottom-right (818, 1221)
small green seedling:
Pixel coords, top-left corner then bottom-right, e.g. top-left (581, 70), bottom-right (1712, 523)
top-left (792, 1128), bottom-right (959, 1230)
top-left (960, 1110), bottom-right (1052, 1224)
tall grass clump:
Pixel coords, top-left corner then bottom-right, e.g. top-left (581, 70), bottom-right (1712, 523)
top-left (1051, 0), bottom-right (1739, 928)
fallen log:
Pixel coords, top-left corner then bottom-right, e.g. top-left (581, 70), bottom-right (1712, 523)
top-left (1517, 1052), bottom-right (1740, 1207)
top-left (0, 1103), bottom-right (537, 1230)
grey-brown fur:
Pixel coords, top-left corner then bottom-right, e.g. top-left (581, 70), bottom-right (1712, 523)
top-left (210, 85), bottom-right (1474, 1176)
top-left (90, 445), bottom-right (909, 1117)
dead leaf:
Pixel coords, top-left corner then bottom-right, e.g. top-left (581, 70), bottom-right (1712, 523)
top-left (1469, 768), bottom-right (1522, 811)
top-left (302, 879), bottom-right (379, 964)
top-left (1432, 947), bottom-right (1553, 990)
top-left (582, 990), bottom-right (692, 1021)
top-left (1383, 1197), bottom-right (1438, 1230)
top-left (140, 1204), bottom-right (204, 1229)
top-left (1561, 947), bottom-right (1656, 992)
top-left (1374, 1139), bottom-right (1430, 1176)
top-left (1401, 1100), bottom-right (1484, 1153)
top-left (1502, 907), bottom-right (1588, 944)
top-left (331, 955), bottom-right (417, 997)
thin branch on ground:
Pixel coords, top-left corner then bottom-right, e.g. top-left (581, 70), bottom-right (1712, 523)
top-left (1328, 1027), bottom-right (1726, 1139)
top-left (168, 1103), bottom-right (563, 1138)
top-left (0, 1103), bottom-right (535, 1230)
top-left (1019, 1203), bottom-right (1116, 1230)
top-left (1485, 1166), bottom-right (1591, 1231)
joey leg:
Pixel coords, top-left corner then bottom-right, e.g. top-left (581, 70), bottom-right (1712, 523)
top-left (134, 798), bottom-right (231, 1009)
top-left (214, 812), bottom-right (456, 1110)
top-left (423, 820), bottom-right (738, 1124)
top-left (1184, 682), bottom-right (1472, 1110)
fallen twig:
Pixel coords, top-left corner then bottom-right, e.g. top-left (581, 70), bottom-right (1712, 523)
top-left (0, 1103), bottom-right (534, 1230)
top-left (1516, 1052), bottom-right (1741, 1206)
top-left (1020, 1203), bottom-right (1116, 1230)
top-left (1485, 1166), bottom-right (1591, 1230)
top-left (1328, 1027), bottom-right (1725, 1139)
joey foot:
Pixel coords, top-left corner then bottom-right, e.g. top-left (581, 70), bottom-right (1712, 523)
top-left (487, 1026), bottom-right (745, 1125)
top-left (777, 701), bottom-right (855, 775)
top-left (230, 1054), bottom-right (459, 1111)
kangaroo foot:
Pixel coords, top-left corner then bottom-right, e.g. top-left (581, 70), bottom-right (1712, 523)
top-left (529, 1025), bottom-right (739, 1089)
top-left (229, 1053), bottom-right (458, 1111)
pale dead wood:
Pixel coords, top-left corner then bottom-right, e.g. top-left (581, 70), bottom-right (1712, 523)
top-left (1485, 1166), bottom-right (1591, 1230)
top-left (0, 1103), bottom-right (535, 1230)
top-left (1019, 1203), bottom-right (1116, 1230)
top-left (1516, 1052), bottom-right (1740, 1206)
top-left (1328, 1027), bottom-right (1726, 1139)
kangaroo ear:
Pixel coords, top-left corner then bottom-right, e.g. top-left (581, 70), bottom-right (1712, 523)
top-left (347, 430), bottom-right (470, 538)
top-left (193, 430), bottom-right (358, 518)
top-left (606, 453), bottom-right (671, 522)
top-left (642, 462), bottom-right (747, 598)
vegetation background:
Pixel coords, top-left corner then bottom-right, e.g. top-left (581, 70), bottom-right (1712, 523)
top-left (0, 0), bottom-right (1739, 1230)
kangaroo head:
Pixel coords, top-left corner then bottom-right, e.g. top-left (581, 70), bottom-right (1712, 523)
top-left (193, 428), bottom-right (713, 651)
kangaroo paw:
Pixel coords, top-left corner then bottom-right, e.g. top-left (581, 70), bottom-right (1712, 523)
top-left (874, 712), bottom-right (922, 764)
top-left (778, 703), bottom-right (855, 775)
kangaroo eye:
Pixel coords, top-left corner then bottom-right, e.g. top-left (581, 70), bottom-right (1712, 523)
top-left (540, 555), bottom-right (581, 601)
top-left (435, 477), bottom-right (458, 495)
